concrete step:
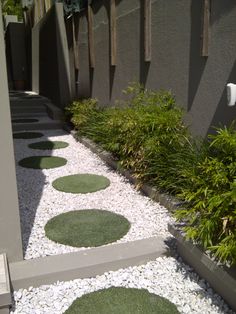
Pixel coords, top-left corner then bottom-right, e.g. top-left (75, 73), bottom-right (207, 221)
top-left (9, 91), bottom-right (64, 131)
top-left (10, 102), bottom-right (63, 119)
top-left (10, 95), bottom-right (49, 107)
top-left (0, 254), bottom-right (11, 313)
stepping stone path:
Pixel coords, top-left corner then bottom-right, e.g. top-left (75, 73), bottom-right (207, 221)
top-left (12, 129), bottom-right (233, 314)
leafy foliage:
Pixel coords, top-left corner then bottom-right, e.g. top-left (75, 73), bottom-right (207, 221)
top-left (66, 83), bottom-right (236, 265)
top-left (1, 0), bottom-right (23, 20)
top-left (55, 0), bottom-right (89, 15)
top-left (176, 125), bottom-right (236, 265)
top-left (66, 84), bottom-right (190, 189)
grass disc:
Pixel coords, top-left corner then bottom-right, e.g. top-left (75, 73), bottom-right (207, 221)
top-left (28, 141), bottom-right (69, 150)
top-left (13, 132), bottom-right (44, 139)
top-left (64, 287), bottom-right (179, 314)
top-left (18, 156), bottom-right (67, 169)
top-left (52, 174), bottom-right (110, 194)
top-left (45, 209), bottom-right (130, 247)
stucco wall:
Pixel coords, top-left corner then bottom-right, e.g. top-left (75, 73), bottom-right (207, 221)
top-left (76, 0), bottom-right (236, 137)
top-left (0, 5), bottom-right (23, 262)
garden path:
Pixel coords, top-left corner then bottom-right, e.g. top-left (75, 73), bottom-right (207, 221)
top-left (11, 126), bottom-right (234, 314)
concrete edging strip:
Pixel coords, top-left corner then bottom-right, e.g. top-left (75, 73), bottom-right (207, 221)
top-left (9, 237), bottom-right (168, 290)
top-left (168, 223), bottom-right (236, 312)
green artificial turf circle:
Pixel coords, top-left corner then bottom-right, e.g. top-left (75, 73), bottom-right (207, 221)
top-left (11, 118), bottom-right (39, 123)
top-left (28, 141), bottom-right (69, 150)
top-left (52, 174), bottom-right (110, 194)
top-left (13, 132), bottom-right (44, 139)
top-left (45, 210), bottom-right (130, 247)
top-left (64, 287), bottom-right (179, 314)
top-left (18, 156), bottom-right (67, 169)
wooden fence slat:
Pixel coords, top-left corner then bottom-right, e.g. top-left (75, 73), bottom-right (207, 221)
top-left (201, 0), bottom-right (210, 57)
top-left (33, 0), bottom-right (41, 25)
top-left (37, 0), bottom-right (41, 21)
top-left (110, 0), bottom-right (117, 66)
top-left (45, 0), bottom-right (52, 12)
top-left (144, 0), bottom-right (151, 62)
top-left (87, 4), bottom-right (95, 68)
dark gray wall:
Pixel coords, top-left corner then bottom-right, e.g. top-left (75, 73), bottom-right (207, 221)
top-left (5, 23), bottom-right (28, 88)
top-left (76, 0), bottom-right (236, 137)
top-left (32, 3), bottom-right (72, 108)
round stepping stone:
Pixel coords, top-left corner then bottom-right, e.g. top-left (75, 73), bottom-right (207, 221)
top-left (11, 118), bottom-right (39, 123)
top-left (64, 287), bottom-right (179, 314)
top-left (52, 174), bottom-right (110, 194)
top-left (13, 132), bottom-right (44, 139)
top-left (44, 210), bottom-right (130, 247)
top-left (28, 141), bottom-right (69, 150)
top-left (18, 156), bottom-right (67, 169)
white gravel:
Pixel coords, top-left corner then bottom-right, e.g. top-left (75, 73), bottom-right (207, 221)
top-left (11, 256), bottom-right (233, 314)
top-left (14, 130), bottom-right (172, 259)
top-left (12, 129), bottom-right (235, 314)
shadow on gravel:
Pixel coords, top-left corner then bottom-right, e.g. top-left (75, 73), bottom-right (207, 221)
top-left (13, 129), bottom-right (67, 258)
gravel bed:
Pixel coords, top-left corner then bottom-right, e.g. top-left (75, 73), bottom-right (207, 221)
top-left (11, 256), bottom-right (234, 314)
top-left (14, 130), bottom-right (173, 259)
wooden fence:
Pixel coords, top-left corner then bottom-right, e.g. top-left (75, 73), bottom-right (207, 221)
top-left (24, 0), bottom-right (210, 68)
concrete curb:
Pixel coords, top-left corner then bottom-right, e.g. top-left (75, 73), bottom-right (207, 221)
top-left (63, 125), bottom-right (182, 213)
top-left (9, 237), bottom-right (168, 290)
top-left (168, 223), bottom-right (236, 312)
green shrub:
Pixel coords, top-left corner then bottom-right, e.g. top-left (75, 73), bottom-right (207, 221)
top-left (176, 125), bottom-right (236, 265)
top-left (66, 83), bottom-right (236, 265)
top-left (65, 98), bottom-right (99, 130)
top-left (66, 83), bottom-right (189, 189)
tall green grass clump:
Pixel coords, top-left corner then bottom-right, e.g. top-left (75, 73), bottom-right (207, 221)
top-left (66, 83), bottom-right (192, 193)
top-left (176, 124), bottom-right (236, 265)
top-left (66, 83), bottom-right (236, 265)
